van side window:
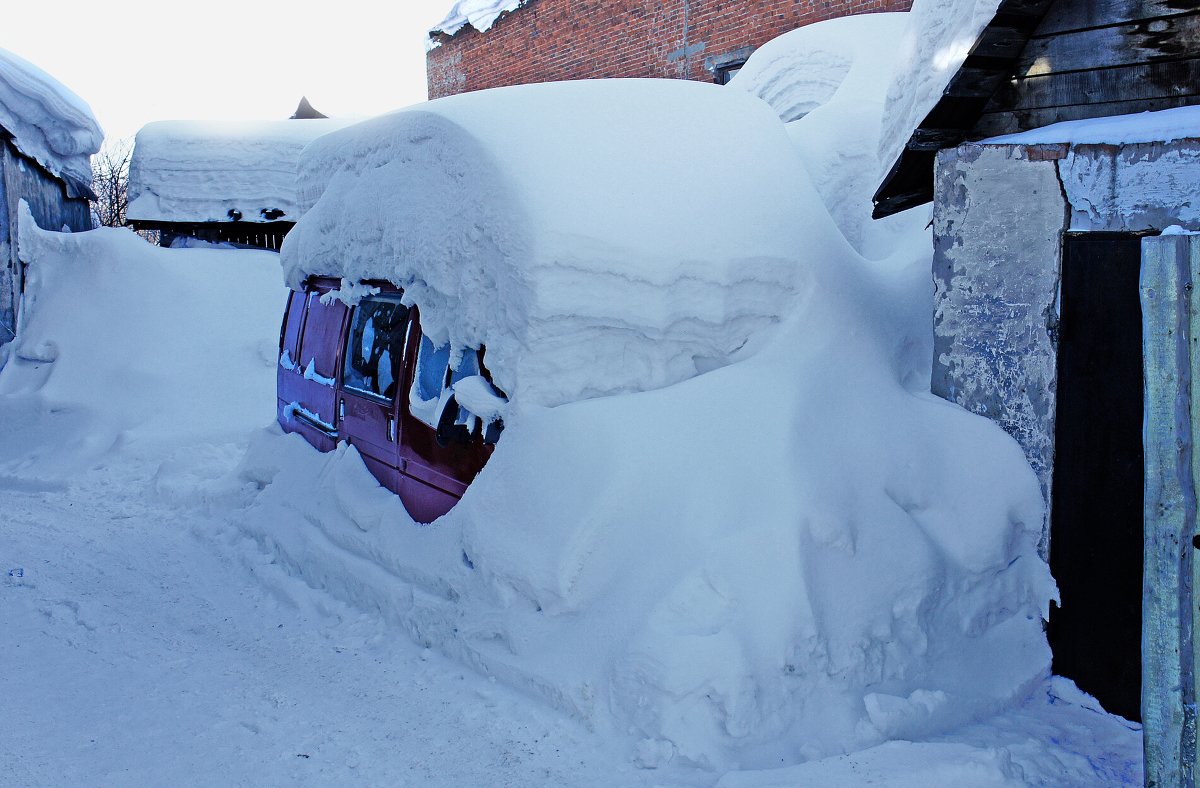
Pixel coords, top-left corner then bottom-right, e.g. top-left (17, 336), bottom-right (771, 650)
top-left (297, 294), bottom-right (347, 386)
top-left (343, 297), bottom-right (409, 400)
top-left (409, 334), bottom-right (453, 428)
top-left (280, 290), bottom-right (306, 370)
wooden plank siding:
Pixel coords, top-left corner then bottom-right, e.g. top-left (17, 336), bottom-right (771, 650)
top-left (977, 5), bottom-right (1200, 136)
top-left (1037, 0), bottom-right (1200, 36)
top-left (875, 0), bottom-right (1200, 217)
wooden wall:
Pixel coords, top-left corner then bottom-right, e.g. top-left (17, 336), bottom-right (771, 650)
top-left (975, 0), bottom-right (1200, 136)
top-left (0, 138), bottom-right (92, 343)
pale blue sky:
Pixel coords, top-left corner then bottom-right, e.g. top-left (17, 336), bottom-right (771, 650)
top-left (5, 0), bottom-right (452, 142)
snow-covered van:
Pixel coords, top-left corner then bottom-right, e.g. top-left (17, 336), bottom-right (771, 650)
top-left (277, 79), bottom-right (820, 520)
top-left (277, 278), bottom-right (502, 523)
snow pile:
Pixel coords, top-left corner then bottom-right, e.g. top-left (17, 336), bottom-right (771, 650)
top-left (877, 0), bottom-right (1002, 185)
top-left (283, 80), bottom-right (819, 407)
top-left (127, 117), bottom-right (355, 226)
top-left (728, 12), bottom-right (913, 254)
top-left (243, 235), bottom-right (1055, 768)
top-left (0, 205), bottom-right (284, 479)
top-left (0, 48), bottom-right (102, 195)
top-left (984, 104), bottom-right (1200, 146)
top-left (430, 0), bottom-right (523, 38)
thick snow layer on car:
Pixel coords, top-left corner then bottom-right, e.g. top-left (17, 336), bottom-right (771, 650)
top-left (283, 79), bottom-right (827, 407)
top-left (0, 48), bottom-right (102, 194)
top-left (729, 12), bottom-right (912, 255)
top-left (430, 0), bottom-right (523, 38)
top-left (127, 117), bottom-right (355, 225)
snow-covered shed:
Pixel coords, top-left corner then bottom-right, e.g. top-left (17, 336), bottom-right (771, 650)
top-left (127, 101), bottom-right (351, 251)
top-left (0, 49), bottom-right (100, 346)
top-left (872, 0), bottom-right (1200, 781)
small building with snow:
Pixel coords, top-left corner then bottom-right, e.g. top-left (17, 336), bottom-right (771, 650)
top-left (874, 0), bottom-right (1200, 782)
top-left (425, 0), bottom-right (912, 99)
top-left (126, 102), bottom-right (351, 251)
top-left (0, 49), bottom-right (100, 346)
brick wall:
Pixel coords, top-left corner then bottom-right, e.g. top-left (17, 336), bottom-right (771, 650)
top-left (427, 0), bottom-right (911, 99)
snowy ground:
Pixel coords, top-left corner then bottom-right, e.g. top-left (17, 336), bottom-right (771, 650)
top-left (0, 444), bottom-right (1145, 785)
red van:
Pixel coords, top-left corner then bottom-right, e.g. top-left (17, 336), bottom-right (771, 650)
top-left (277, 277), bottom-right (502, 522)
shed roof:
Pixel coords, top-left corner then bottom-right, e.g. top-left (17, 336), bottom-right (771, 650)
top-left (873, 0), bottom-right (1200, 218)
top-left (127, 116), bottom-right (355, 226)
top-left (872, 0), bottom-right (1053, 218)
top-left (0, 48), bottom-right (102, 198)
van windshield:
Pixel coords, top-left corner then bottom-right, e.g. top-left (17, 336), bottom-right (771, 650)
top-left (343, 297), bottom-right (408, 400)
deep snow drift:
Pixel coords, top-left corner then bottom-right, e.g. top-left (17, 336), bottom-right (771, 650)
top-left (728, 12), bottom-right (911, 256)
top-left (0, 205), bottom-right (283, 481)
top-left (0, 219), bottom-right (1139, 785)
top-left (0, 47), bottom-right (102, 194)
top-left (271, 73), bottom-right (1060, 770)
top-left (127, 118), bottom-right (354, 226)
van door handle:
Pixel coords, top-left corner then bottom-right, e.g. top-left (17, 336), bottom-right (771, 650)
top-left (387, 415), bottom-right (396, 442)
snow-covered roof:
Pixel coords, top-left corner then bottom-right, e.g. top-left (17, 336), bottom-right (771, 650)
top-left (127, 117), bottom-right (356, 226)
top-left (283, 78), bottom-right (834, 407)
top-left (877, 0), bottom-right (1002, 182)
top-left (982, 105), bottom-right (1200, 147)
top-left (429, 0), bottom-right (524, 39)
top-left (0, 48), bottom-right (102, 197)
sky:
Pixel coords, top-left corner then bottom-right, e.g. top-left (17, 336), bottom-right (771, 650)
top-left (5, 0), bottom-right (454, 143)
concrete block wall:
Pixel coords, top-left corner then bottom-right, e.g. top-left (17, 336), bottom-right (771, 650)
top-left (427, 0), bottom-right (910, 99)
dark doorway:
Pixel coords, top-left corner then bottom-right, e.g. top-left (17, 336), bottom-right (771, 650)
top-left (1049, 232), bottom-right (1145, 722)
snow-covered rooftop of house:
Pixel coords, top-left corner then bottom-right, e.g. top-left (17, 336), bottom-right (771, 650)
top-left (127, 117), bottom-right (356, 226)
top-left (0, 48), bottom-right (102, 196)
top-left (982, 105), bottom-right (1200, 146)
top-left (429, 0), bottom-right (523, 39)
top-left (283, 78), bottom-right (829, 407)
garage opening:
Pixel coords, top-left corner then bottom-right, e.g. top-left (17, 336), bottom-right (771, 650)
top-left (1048, 232), bottom-right (1145, 722)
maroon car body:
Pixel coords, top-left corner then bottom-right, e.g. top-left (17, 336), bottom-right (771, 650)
top-left (277, 277), bottom-right (497, 522)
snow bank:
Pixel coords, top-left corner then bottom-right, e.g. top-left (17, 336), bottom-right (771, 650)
top-left (0, 48), bottom-right (102, 194)
top-left (984, 104), bottom-right (1200, 146)
top-left (430, 0), bottom-right (523, 38)
top-left (0, 206), bottom-right (284, 478)
top-left (243, 233), bottom-right (1055, 768)
top-left (283, 79), bottom-right (823, 407)
top-left (127, 118), bottom-right (355, 225)
top-left (877, 0), bottom-right (1001, 187)
top-left (728, 12), bottom-right (913, 254)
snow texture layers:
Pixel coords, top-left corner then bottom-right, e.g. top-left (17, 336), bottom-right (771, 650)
top-left (430, 0), bottom-right (523, 38)
top-left (0, 48), bottom-right (102, 193)
top-left (728, 12), bottom-right (912, 255)
top-left (282, 79), bottom-right (816, 407)
top-left (127, 118), bottom-right (355, 225)
top-left (877, 0), bottom-right (1002, 188)
top-left (245, 236), bottom-right (1056, 770)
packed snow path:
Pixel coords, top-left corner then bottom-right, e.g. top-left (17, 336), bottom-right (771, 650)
top-left (0, 456), bottom-right (670, 786)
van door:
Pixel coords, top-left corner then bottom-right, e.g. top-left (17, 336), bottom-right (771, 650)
top-left (338, 295), bottom-right (408, 493)
top-left (290, 289), bottom-right (347, 448)
top-left (397, 308), bottom-right (492, 522)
